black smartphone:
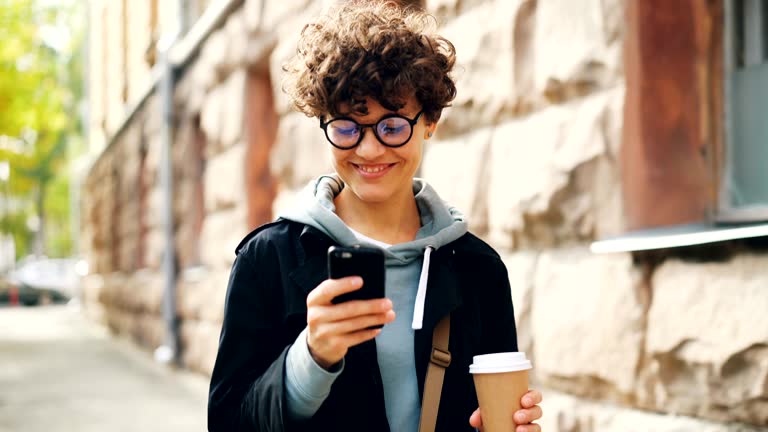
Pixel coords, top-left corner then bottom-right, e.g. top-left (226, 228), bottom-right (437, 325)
top-left (327, 245), bottom-right (386, 306)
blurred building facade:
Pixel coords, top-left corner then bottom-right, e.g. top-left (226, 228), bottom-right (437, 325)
top-left (81, 0), bottom-right (768, 430)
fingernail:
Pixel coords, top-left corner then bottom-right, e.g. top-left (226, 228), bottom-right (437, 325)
top-left (351, 276), bottom-right (363, 286)
top-left (523, 396), bottom-right (532, 406)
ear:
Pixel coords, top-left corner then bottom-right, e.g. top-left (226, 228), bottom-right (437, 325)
top-left (424, 122), bottom-right (438, 140)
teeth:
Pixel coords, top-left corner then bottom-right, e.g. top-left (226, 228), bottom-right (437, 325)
top-left (359, 165), bottom-right (387, 173)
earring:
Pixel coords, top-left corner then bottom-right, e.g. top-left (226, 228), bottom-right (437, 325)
top-left (427, 132), bottom-right (433, 138)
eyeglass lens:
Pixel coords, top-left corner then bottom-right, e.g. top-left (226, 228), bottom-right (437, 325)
top-left (326, 116), bottom-right (412, 148)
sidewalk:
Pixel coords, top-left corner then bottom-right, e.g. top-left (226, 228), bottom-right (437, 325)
top-left (0, 304), bottom-right (209, 432)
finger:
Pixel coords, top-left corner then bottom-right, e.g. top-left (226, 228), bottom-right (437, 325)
top-left (521, 389), bottom-right (543, 408)
top-left (309, 298), bottom-right (393, 325)
top-left (468, 408), bottom-right (483, 428)
top-left (514, 406), bottom-right (543, 425)
top-left (314, 311), bottom-right (395, 336)
top-left (307, 277), bottom-right (362, 306)
top-left (515, 423), bottom-right (541, 432)
top-left (334, 310), bottom-right (396, 333)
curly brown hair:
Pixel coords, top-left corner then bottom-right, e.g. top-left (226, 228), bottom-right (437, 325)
top-left (282, 1), bottom-right (457, 124)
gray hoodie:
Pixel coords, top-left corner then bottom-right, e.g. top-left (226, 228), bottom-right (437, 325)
top-left (280, 175), bottom-right (468, 432)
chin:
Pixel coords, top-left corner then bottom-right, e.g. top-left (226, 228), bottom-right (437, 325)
top-left (349, 185), bottom-right (394, 204)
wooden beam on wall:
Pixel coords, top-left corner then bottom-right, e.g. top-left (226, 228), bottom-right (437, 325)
top-left (621, 0), bottom-right (723, 230)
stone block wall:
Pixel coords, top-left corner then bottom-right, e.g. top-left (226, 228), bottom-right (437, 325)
top-left (81, 0), bottom-right (768, 430)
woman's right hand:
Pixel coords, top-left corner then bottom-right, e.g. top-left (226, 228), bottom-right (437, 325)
top-left (305, 276), bottom-right (395, 370)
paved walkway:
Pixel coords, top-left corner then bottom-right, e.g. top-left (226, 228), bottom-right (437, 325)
top-left (0, 304), bottom-right (209, 432)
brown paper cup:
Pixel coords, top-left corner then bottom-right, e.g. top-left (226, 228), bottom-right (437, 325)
top-left (470, 352), bottom-right (532, 432)
top-left (472, 370), bottom-right (529, 431)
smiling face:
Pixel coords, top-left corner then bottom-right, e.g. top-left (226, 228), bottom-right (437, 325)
top-left (329, 96), bottom-right (434, 207)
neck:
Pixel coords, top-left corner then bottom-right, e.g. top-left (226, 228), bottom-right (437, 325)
top-left (335, 184), bottom-right (421, 245)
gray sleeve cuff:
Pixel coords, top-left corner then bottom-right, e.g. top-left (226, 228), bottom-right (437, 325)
top-left (284, 327), bottom-right (344, 420)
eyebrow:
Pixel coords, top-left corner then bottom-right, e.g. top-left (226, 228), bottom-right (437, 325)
top-left (336, 111), bottom-right (418, 123)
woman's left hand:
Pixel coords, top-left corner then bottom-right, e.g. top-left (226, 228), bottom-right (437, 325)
top-left (468, 389), bottom-right (543, 432)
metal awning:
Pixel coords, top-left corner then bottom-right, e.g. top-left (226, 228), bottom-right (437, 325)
top-left (590, 221), bottom-right (768, 253)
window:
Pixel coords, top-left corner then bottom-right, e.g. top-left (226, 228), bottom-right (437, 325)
top-left (592, 0), bottom-right (768, 253)
top-left (721, 0), bottom-right (768, 221)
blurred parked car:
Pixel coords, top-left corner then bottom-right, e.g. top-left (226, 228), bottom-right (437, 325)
top-left (1, 257), bottom-right (83, 306)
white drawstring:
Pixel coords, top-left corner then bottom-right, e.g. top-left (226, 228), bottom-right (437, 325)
top-left (411, 246), bottom-right (434, 330)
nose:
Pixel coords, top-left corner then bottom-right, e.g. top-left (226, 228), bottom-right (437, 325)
top-left (355, 127), bottom-right (386, 159)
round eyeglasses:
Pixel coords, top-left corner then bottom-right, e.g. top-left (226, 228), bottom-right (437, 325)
top-left (319, 111), bottom-right (424, 150)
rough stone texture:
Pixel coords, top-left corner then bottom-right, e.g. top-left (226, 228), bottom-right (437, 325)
top-left (243, 0), bottom-right (265, 33)
top-left (177, 268), bottom-right (230, 324)
top-left (198, 29), bottom-right (231, 85)
top-left (532, 249), bottom-right (644, 399)
top-left (204, 142), bottom-right (246, 213)
top-left (267, 0), bottom-right (325, 116)
top-left (499, 251), bottom-right (538, 357)
top-left (532, 0), bottom-right (623, 102)
top-left (176, 269), bottom-right (231, 375)
top-left (437, 0), bottom-right (624, 137)
top-left (271, 186), bottom-right (301, 218)
top-left (200, 84), bottom-right (225, 153)
top-left (99, 271), bottom-right (164, 315)
top-left (200, 207), bottom-right (248, 270)
top-left (486, 87), bottom-right (624, 250)
top-left (142, 134), bottom-right (162, 188)
top-left (426, 0), bottom-right (492, 21)
top-left (421, 127), bottom-right (493, 235)
top-left (143, 229), bottom-right (165, 271)
top-left (219, 68), bottom-right (247, 150)
top-left (259, 0), bottom-right (317, 33)
top-left (201, 69), bottom-right (246, 157)
top-left (639, 255), bottom-right (768, 425)
top-left (539, 388), bottom-right (765, 432)
top-left (145, 187), bottom-right (164, 229)
top-left (223, 10), bottom-right (249, 69)
top-left (438, 0), bottom-right (533, 137)
top-left (270, 112), bottom-right (333, 189)
top-left (180, 319), bottom-right (222, 376)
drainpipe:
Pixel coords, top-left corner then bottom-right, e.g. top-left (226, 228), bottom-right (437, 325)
top-left (156, 31), bottom-right (180, 366)
top-left (178, 0), bottom-right (189, 36)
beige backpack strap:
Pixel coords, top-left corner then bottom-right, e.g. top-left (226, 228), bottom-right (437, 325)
top-left (418, 314), bottom-right (451, 432)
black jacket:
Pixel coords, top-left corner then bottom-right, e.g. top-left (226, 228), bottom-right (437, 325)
top-left (208, 219), bottom-right (518, 432)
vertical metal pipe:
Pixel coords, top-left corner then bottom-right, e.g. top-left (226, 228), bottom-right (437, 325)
top-left (178, 0), bottom-right (189, 35)
top-left (158, 35), bottom-right (179, 365)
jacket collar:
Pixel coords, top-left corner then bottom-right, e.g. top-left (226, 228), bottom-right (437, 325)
top-left (288, 224), bottom-right (335, 293)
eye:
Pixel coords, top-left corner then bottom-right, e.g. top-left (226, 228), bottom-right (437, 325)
top-left (377, 118), bottom-right (408, 136)
top-left (335, 126), bottom-right (359, 136)
top-left (329, 120), bottom-right (360, 136)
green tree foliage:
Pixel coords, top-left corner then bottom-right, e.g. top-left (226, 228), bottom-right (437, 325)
top-left (0, 0), bottom-right (84, 259)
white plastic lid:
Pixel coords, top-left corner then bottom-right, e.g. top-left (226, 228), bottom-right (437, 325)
top-left (469, 352), bottom-right (532, 374)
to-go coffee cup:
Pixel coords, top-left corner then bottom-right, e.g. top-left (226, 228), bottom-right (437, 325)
top-left (470, 352), bottom-right (532, 432)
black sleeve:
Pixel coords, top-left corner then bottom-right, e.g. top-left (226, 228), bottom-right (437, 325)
top-left (480, 256), bottom-right (519, 354)
top-left (207, 240), bottom-right (293, 432)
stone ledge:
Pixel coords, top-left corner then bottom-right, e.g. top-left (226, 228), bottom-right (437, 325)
top-left (539, 388), bottom-right (765, 432)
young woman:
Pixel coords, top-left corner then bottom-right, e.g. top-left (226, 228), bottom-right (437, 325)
top-left (208, 2), bottom-right (543, 431)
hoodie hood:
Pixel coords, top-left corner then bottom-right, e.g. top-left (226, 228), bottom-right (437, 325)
top-left (278, 175), bottom-right (468, 265)
top-left (279, 175), bottom-right (469, 330)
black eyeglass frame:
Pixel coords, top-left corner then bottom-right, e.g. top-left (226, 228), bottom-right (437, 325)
top-left (319, 111), bottom-right (424, 150)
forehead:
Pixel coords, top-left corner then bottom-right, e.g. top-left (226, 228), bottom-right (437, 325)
top-left (338, 96), bottom-right (420, 119)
